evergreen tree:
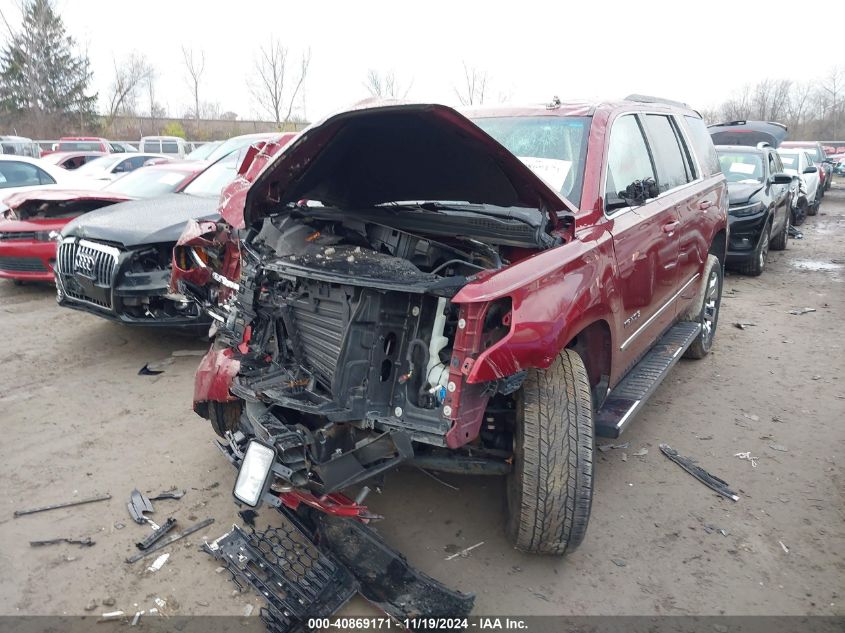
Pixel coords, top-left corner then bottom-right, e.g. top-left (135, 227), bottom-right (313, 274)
top-left (0, 0), bottom-right (97, 122)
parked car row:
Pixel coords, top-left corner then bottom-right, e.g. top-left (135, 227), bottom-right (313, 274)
top-left (707, 119), bottom-right (832, 277)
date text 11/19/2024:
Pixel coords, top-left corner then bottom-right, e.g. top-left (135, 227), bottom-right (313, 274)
top-left (307, 617), bottom-right (529, 630)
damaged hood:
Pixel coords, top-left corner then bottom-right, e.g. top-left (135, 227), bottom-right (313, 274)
top-left (2, 189), bottom-right (133, 220)
top-left (727, 182), bottom-right (764, 206)
top-left (62, 193), bottom-right (219, 247)
top-left (239, 102), bottom-right (576, 228)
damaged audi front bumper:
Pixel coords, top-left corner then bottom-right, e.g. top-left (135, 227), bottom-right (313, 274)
top-left (55, 236), bottom-right (210, 328)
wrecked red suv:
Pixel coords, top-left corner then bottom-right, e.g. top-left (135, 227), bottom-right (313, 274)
top-left (175, 98), bottom-right (728, 556)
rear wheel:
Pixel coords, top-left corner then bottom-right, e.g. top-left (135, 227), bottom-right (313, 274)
top-left (808, 191), bottom-right (820, 216)
top-left (682, 254), bottom-right (723, 359)
top-left (792, 198), bottom-right (808, 226)
top-left (506, 349), bottom-right (594, 555)
top-left (737, 223), bottom-right (770, 276)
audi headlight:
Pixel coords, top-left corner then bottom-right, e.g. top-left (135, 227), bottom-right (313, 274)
top-left (233, 440), bottom-right (276, 507)
top-left (729, 201), bottom-right (765, 217)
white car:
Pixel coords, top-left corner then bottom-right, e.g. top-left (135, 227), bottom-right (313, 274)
top-left (0, 155), bottom-right (80, 204)
top-left (777, 149), bottom-right (821, 214)
top-left (71, 152), bottom-right (172, 188)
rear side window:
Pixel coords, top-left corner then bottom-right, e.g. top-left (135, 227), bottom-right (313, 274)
top-left (683, 116), bottom-right (720, 176)
top-left (0, 161), bottom-right (56, 188)
top-left (162, 141), bottom-right (179, 154)
top-left (142, 140), bottom-right (160, 153)
top-left (605, 114), bottom-right (655, 210)
top-left (643, 114), bottom-right (690, 192)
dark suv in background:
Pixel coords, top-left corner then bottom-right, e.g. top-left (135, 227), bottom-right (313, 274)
top-left (716, 145), bottom-right (792, 276)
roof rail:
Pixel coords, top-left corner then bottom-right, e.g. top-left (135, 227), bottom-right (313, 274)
top-left (625, 94), bottom-right (690, 109)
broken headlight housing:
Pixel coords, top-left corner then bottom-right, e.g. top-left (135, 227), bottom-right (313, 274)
top-left (233, 440), bottom-right (276, 507)
top-left (729, 201), bottom-right (764, 217)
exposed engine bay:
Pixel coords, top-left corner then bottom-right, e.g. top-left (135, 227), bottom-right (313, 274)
top-left (183, 204), bottom-right (556, 498)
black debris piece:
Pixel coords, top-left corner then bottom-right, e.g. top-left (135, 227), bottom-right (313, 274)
top-left (14, 493), bottom-right (111, 517)
top-left (204, 520), bottom-right (357, 633)
top-left (238, 509), bottom-right (258, 527)
top-left (138, 364), bottom-right (164, 376)
top-left (659, 444), bottom-right (740, 502)
top-left (317, 513), bottom-right (475, 622)
top-left (30, 537), bottom-right (95, 547)
top-left (136, 517), bottom-right (177, 550)
top-left (125, 517), bottom-right (214, 564)
top-left (127, 489), bottom-right (154, 525)
top-left (150, 490), bottom-right (186, 501)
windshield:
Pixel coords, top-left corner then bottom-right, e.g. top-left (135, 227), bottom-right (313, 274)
top-left (182, 150), bottom-right (241, 197)
top-left (74, 155), bottom-right (122, 175)
top-left (778, 152), bottom-right (801, 172)
top-left (205, 135), bottom-right (270, 164)
top-left (186, 141), bottom-right (221, 161)
top-left (717, 151), bottom-right (764, 183)
top-left (58, 141), bottom-right (101, 151)
top-left (104, 167), bottom-right (191, 198)
top-left (471, 116), bottom-right (590, 207)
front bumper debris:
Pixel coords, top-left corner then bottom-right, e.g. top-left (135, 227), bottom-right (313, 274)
top-left (206, 507), bottom-right (475, 632)
top-left (205, 519), bottom-right (357, 631)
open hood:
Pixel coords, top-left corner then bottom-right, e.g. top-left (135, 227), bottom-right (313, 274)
top-left (2, 189), bottom-right (133, 221)
top-left (708, 120), bottom-right (788, 148)
top-left (239, 102), bottom-right (576, 228)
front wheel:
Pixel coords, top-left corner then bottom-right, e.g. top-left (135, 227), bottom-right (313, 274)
top-left (506, 349), bottom-right (594, 555)
top-left (770, 210), bottom-right (789, 251)
top-left (737, 223), bottom-right (770, 277)
top-left (682, 254), bottom-right (723, 359)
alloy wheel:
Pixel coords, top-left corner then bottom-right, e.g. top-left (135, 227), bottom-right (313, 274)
top-left (701, 268), bottom-right (720, 345)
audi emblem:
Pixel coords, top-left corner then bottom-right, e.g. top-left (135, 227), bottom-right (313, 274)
top-left (75, 253), bottom-right (96, 277)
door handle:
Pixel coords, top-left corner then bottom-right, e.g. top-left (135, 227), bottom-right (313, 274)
top-left (662, 221), bottom-right (680, 233)
top-left (698, 200), bottom-right (713, 210)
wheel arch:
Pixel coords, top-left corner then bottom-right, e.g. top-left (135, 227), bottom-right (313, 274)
top-left (565, 319), bottom-right (612, 406)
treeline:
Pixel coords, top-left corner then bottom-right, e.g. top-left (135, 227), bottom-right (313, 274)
top-left (700, 72), bottom-right (844, 141)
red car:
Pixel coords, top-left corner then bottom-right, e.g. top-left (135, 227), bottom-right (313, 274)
top-left (42, 150), bottom-right (107, 170)
top-left (175, 99), bottom-right (728, 560)
top-left (39, 137), bottom-right (114, 157)
top-left (0, 162), bottom-right (203, 283)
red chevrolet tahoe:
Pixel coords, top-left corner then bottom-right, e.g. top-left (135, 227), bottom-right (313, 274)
top-left (174, 96), bottom-right (728, 556)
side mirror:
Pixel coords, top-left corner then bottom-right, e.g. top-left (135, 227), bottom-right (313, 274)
top-left (803, 165), bottom-right (818, 174)
top-left (771, 173), bottom-right (792, 185)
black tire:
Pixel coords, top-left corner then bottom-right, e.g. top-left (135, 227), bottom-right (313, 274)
top-left (681, 254), bottom-right (723, 359)
top-left (770, 210), bottom-right (789, 251)
top-left (736, 222), bottom-right (770, 276)
top-left (807, 199), bottom-right (819, 216)
top-left (209, 401), bottom-right (241, 437)
top-left (792, 198), bottom-right (808, 226)
top-left (506, 349), bottom-right (594, 555)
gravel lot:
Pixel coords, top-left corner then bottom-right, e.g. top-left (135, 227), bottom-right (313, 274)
top-left (0, 186), bottom-right (842, 619)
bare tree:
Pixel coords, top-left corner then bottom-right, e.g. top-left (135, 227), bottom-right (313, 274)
top-left (249, 39), bottom-right (310, 127)
top-left (821, 66), bottom-right (843, 139)
top-left (181, 46), bottom-right (205, 135)
top-left (363, 69), bottom-right (412, 99)
top-left (104, 52), bottom-right (152, 133)
top-left (454, 62), bottom-right (488, 106)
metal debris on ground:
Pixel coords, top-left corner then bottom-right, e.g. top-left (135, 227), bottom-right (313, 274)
top-left (611, 558), bottom-right (626, 567)
top-left (598, 442), bottom-right (630, 453)
top-left (445, 541), bottom-right (485, 561)
top-left (138, 364), bottom-right (165, 376)
top-left (150, 489), bottom-right (186, 501)
top-left (30, 536), bottom-right (95, 547)
top-left (99, 611), bottom-right (124, 621)
top-left (137, 517), bottom-right (177, 550)
top-left (788, 307), bottom-right (817, 315)
top-left (632, 447), bottom-right (649, 457)
top-left (778, 540), bottom-right (790, 554)
top-left (130, 611), bottom-right (142, 626)
top-left (14, 493), bottom-right (111, 517)
top-left (735, 451), bottom-right (759, 468)
top-left (127, 489), bottom-right (154, 525)
top-left (660, 444), bottom-right (740, 501)
top-left (125, 517), bottom-right (214, 564)
top-left (146, 553), bottom-right (170, 572)
top-left (243, 604), bottom-right (254, 617)
top-left (768, 443), bottom-right (789, 452)
top-left (733, 322), bottom-right (757, 330)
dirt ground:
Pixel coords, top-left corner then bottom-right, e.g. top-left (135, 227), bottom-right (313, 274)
top-left (0, 185), bottom-right (843, 621)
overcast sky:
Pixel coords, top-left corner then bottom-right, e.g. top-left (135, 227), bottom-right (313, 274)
top-left (2, 0), bottom-right (843, 123)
